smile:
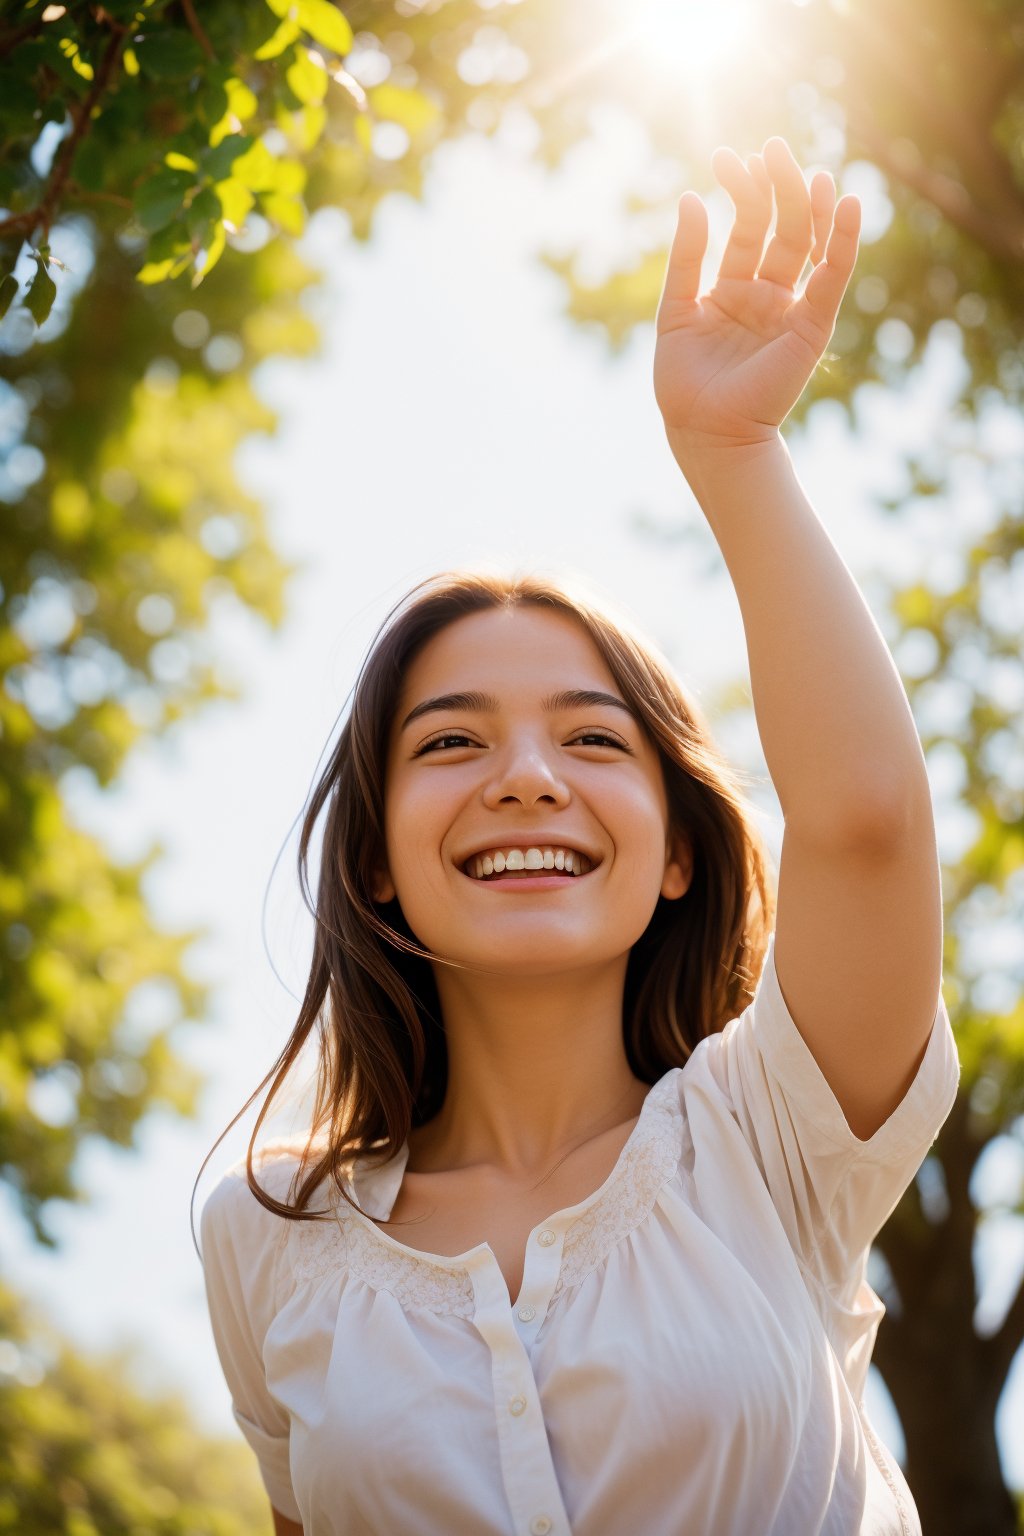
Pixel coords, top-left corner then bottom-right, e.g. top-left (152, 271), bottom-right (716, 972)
top-left (462, 846), bottom-right (595, 881)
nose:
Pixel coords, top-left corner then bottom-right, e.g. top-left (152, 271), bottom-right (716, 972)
top-left (482, 740), bottom-right (571, 810)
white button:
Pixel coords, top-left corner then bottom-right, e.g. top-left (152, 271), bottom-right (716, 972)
top-left (518, 1304), bottom-right (536, 1322)
top-left (537, 1228), bottom-right (556, 1247)
top-left (530, 1517), bottom-right (553, 1535)
top-left (509, 1394), bottom-right (527, 1416)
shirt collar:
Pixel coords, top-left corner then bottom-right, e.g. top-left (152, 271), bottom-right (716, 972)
top-left (345, 1068), bottom-right (682, 1223)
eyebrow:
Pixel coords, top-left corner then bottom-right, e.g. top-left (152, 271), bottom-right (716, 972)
top-left (399, 688), bottom-right (638, 732)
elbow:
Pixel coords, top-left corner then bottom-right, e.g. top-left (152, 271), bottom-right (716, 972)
top-left (787, 774), bottom-right (934, 856)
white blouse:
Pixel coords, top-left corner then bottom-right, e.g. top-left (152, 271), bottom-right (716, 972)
top-left (200, 932), bottom-right (960, 1535)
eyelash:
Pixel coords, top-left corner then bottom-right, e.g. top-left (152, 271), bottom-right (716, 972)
top-left (413, 730), bottom-right (630, 756)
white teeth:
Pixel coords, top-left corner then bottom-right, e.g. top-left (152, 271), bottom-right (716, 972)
top-left (465, 845), bottom-right (594, 878)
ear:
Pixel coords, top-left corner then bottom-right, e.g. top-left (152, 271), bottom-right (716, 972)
top-left (660, 828), bottom-right (692, 901)
top-left (372, 861), bottom-right (396, 904)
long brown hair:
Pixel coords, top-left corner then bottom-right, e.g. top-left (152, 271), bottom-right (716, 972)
top-left (195, 571), bottom-right (776, 1233)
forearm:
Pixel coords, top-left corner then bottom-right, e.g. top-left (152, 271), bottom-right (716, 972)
top-left (672, 430), bottom-right (930, 845)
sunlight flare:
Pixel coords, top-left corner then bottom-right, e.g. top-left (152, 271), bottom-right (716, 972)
top-left (621, 0), bottom-right (757, 82)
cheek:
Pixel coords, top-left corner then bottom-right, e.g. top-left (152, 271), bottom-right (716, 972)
top-left (598, 772), bottom-right (669, 865)
top-left (383, 775), bottom-right (454, 891)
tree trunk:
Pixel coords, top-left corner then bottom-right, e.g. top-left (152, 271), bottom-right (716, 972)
top-left (872, 1096), bottom-right (1020, 1535)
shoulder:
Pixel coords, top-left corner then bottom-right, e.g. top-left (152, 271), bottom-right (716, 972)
top-left (199, 1136), bottom-right (325, 1262)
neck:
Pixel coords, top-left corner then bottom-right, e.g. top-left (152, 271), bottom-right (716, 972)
top-left (410, 957), bottom-right (650, 1178)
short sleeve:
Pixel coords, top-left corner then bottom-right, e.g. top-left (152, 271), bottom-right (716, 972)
top-left (706, 930), bottom-right (961, 1302)
top-left (199, 1158), bottom-right (302, 1524)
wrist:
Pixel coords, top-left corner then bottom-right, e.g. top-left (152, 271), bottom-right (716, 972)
top-left (665, 425), bottom-right (787, 484)
top-left (665, 422), bottom-right (783, 461)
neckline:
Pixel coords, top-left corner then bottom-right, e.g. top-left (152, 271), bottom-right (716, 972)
top-left (342, 1065), bottom-right (685, 1248)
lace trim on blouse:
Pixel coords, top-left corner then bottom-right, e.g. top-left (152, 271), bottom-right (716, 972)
top-left (283, 1072), bottom-right (684, 1318)
top-left (290, 1207), bottom-right (478, 1317)
top-left (551, 1082), bottom-right (683, 1303)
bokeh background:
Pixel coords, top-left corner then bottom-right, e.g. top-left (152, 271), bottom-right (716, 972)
top-left (1, 1), bottom-right (1023, 1532)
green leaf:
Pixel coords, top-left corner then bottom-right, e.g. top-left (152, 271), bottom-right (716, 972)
top-left (0, 272), bottom-right (19, 320)
top-left (214, 178), bottom-right (255, 228)
top-left (296, 0), bottom-right (353, 55)
top-left (225, 77), bottom-right (259, 122)
top-left (197, 68), bottom-right (230, 129)
top-left (285, 47), bottom-right (327, 106)
top-left (71, 133), bottom-right (106, 193)
top-left (274, 100), bottom-right (327, 152)
top-left (24, 261), bottom-right (57, 326)
top-left (134, 169), bottom-right (195, 233)
top-left (254, 18), bottom-right (300, 60)
top-left (136, 254), bottom-right (191, 285)
top-left (0, 67), bottom-right (38, 133)
top-left (192, 223), bottom-right (227, 286)
top-left (201, 133), bottom-right (255, 183)
top-left (230, 140), bottom-right (279, 192)
top-left (187, 187), bottom-right (221, 252)
top-left (135, 30), bottom-right (206, 81)
top-left (261, 191), bottom-right (305, 235)
top-left (368, 83), bottom-right (440, 135)
top-left (145, 220), bottom-right (193, 268)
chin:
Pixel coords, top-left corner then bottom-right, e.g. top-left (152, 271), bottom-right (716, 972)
top-left (459, 933), bottom-right (617, 976)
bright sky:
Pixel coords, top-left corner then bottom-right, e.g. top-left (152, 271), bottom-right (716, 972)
top-left (3, 101), bottom-right (1022, 1490)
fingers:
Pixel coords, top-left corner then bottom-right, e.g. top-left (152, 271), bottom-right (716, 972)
top-left (797, 193), bottom-right (862, 335)
top-left (711, 146), bottom-right (772, 282)
top-left (757, 136), bottom-right (814, 288)
top-left (658, 189), bottom-right (708, 311)
top-left (810, 170), bottom-right (836, 266)
top-left (664, 138), bottom-right (859, 321)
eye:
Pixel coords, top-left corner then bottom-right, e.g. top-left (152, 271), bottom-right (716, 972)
top-left (413, 731), bottom-right (482, 755)
top-left (568, 730), bottom-right (631, 751)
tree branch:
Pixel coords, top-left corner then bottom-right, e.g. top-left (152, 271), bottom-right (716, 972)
top-left (848, 113), bottom-right (1024, 265)
top-left (0, 13), bottom-right (50, 61)
top-left (64, 181), bottom-right (132, 210)
top-left (180, 0), bottom-right (215, 60)
top-left (0, 21), bottom-right (125, 249)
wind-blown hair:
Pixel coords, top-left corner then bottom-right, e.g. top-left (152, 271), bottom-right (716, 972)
top-left (196, 571), bottom-right (776, 1231)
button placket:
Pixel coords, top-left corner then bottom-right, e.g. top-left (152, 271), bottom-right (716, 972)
top-left (512, 1220), bottom-right (567, 1349)
top-left (467, 1251), bottom-right (571, 1536)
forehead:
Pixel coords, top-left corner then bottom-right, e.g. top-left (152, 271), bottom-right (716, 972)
top-left (398, 606), bottom-right (618, 704)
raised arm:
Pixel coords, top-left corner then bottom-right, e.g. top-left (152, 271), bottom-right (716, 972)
top-left (654, 137), bottom-right (943, 1140)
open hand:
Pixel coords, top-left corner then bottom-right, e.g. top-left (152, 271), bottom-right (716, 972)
top-left (653, 137), bottom-right (861, 458)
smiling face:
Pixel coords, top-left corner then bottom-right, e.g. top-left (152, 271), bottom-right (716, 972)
top-left (378, 604), bottom-right (691, 978)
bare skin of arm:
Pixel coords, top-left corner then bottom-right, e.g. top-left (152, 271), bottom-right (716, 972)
top-left (272, 1509), bottom-right (303, 1535)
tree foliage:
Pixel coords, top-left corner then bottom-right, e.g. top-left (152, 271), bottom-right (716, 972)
top-left (0, 1282), bottom-right (272, 1534)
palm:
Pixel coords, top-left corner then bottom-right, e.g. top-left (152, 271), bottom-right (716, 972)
top-left (653, 139), bottom-right (861, 448)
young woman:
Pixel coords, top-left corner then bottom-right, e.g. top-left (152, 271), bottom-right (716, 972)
top-left (198, 137), bottom-right (960, 1535)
